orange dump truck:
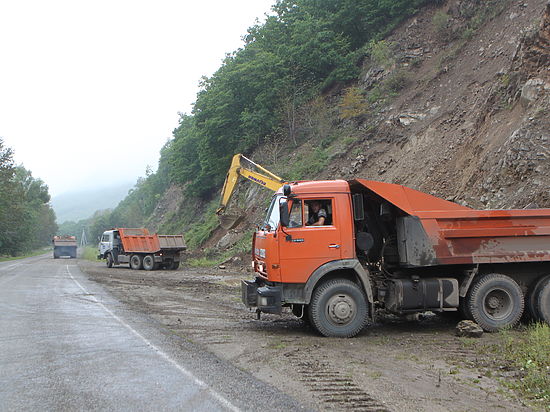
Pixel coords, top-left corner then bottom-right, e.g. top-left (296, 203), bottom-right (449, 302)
top-left (52, 235), bottom-right (77, 258)
top-left (98, 228), bottom-right (186, 270)
top-left (242, 179), bottom-right (550, 337)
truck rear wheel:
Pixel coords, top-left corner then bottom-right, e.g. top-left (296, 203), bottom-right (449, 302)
top-left (535, 278), bottom-right (550, 325)
top-left (106, 253), bottom-right (113, 268)
top-left (309, 279), bottom-right (368, 338)
top-left (143, 254), bottom-right (156, 271)
top-left (525, 275), bottom-right (550, 321)
top-left (467, 274), bottom-right (524, 332)
top-left (167, 261), bottom-right (179, 270)
top-left (129, 254), bottom-right (143, 270)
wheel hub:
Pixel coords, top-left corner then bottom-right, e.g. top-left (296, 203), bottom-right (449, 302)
top-left (484, 290), bottom-right (512, 319)
top-left (327, 294), bottom-right (356, 324)
top-left (487, 296), bottom-right (500, 309)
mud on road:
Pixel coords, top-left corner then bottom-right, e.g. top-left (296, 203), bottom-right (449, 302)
top-left (79, 260), bottom-right (532, 412)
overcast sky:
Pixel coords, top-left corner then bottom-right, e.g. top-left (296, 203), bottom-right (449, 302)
top-left (0, 0), bottom-right (274, 196)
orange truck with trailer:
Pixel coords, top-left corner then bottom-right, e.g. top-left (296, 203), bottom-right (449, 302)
top-left (242, 179), bottom-right (550, 337)
top-left (98, 228), bottom-right (186, 270)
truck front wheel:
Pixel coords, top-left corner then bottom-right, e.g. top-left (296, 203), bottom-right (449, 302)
top-left (106, 253), bottom-right (113, 268)
top-left (143, 254), bottom-right (156, 271)
top-left (467, 274), bottom-right (524, 332)
top-left (130, 254), bottom-right (143, 270)
top-left (309, 279), bottom-right (368, 338)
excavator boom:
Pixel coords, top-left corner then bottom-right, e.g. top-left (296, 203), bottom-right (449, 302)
top-left (217, 154), bottom-right (285, 215)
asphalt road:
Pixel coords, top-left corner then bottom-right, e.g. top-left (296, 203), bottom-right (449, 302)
top-left (0, 254), bottom-right (306, 411)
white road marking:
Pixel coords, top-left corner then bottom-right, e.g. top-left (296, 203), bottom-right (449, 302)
top-left (65, 265), bottom-right (241, 412)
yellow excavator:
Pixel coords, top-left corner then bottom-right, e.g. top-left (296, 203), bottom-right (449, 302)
top-left (216, 154), bottom-right (285, 227)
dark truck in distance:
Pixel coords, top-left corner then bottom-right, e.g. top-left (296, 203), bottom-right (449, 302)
top-left (98, 228), bottom-right (186, 270)
top-left (52, 235), bottom-right (77, 259)
top-left (243, 179), bottom-right (550, 337)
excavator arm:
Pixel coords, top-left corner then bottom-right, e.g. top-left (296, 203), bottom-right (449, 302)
top-left (217, 154), bottom-right (285, 215)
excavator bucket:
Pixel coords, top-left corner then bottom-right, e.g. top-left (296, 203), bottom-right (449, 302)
top-left (218, 213), bottom-right (245, 230)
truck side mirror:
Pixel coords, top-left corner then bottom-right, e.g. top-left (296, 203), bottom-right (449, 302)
top-left (283, 184), bottom-right (292, 197)
top-left (279, 199), bottom-right (290, 227)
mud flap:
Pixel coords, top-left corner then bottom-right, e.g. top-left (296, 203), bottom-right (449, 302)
top-left (242, 280), bottom-right (258, 307)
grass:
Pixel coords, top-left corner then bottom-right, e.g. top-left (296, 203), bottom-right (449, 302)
top-left (498, 323), bottom-right (550, 409)
top-left (287, 147), bottom-right (329, 181)
top-left (82, 246), bottom-right (100, 261)
top-left (187, 231), bottom-right (254, 268)
top-left (184, 201), bottom-right (220, 250)
top-left (0, 247), bottom-right (50, 262)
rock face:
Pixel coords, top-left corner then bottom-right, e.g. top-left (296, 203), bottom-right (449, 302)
top-left (456, 320), bottom-right (484, 338)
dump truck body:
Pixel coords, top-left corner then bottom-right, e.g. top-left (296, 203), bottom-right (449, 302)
top-left (52, 235), bottom-right (77, 258)
top-left (243, 179), bottom-right (550, 336)
top-left (353, 180), bottom-right (550, 267)
top-left (98, 228), bottom-right (186, 270)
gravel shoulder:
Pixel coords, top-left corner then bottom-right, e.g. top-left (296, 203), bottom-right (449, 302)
top-left (79, 260), bottom-right (534, 412)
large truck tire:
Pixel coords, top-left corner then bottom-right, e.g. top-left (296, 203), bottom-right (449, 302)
top-left (143, 254), bottom-right (156, 271)
top-left (167, 261), bottom-right (180, 270)
top-left (129, 254), bottom-right (143, 270)
top-left (525, 275), bottom-right (550, 322)
top-left (467, 274), bottom-right (524, 332)
top-left (106, 253), bottom-right (114, 268)
top-left (309, 279), bottom-right (368, 338)
top-left (535, 278), bottom-right (550, 325)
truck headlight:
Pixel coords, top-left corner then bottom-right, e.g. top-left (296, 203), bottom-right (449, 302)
top-left (258, 297), bottom-right (268, 307)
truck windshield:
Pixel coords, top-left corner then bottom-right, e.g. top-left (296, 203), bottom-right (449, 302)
top-left (264, 195), bottom-right (281, 231)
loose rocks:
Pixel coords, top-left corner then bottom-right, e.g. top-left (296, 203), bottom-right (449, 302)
top-left (456, 320), bottom-right (484, 338)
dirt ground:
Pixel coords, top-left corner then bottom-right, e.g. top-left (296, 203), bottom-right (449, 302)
top-left (78, 260), bottom-right (536, 412)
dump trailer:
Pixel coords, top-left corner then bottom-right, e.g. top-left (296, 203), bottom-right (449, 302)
top-left (52, 235), bottom-right (77, 258)
top-left (98, 228), bottom-right (186, 270)
top-left (242, 179), bottom-right (550, 337)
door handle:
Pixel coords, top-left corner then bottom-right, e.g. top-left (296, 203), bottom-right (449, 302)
top-left (328, 244), bottom-right (340, 249)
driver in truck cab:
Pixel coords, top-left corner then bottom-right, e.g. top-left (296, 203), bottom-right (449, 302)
top-left (306, 200), bottom-right (327, 226)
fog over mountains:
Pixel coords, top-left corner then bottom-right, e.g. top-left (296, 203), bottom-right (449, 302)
top-left (51, 182), bottom-right (134, 223)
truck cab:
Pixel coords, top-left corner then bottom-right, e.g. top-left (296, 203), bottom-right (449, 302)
top-left (98, 230), bottom-right (113, 258)
top-left (243, 179), bottom-right (550, 337)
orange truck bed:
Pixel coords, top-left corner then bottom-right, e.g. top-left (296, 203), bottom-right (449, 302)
top-left (355, 180), bottom-right (550, 266)
top-left (118, 228), bottom-right (186, 254)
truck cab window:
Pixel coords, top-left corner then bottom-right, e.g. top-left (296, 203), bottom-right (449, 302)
top-left (264, 195), bottom-right (281, 231)
top-left (305, 200), bottom-right (332, 226)
top-left (288, 200), bottom-right (303, 228)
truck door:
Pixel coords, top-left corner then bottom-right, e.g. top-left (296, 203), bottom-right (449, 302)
top-left (99, 232), bottom-right (112, 256)
top-left (279, 198), bottom-right (341, 284)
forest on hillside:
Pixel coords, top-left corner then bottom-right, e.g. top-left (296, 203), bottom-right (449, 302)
top-left (0, 138), bottom-right (57, 256)
top-left (59, 0), bottom-right (431, 243)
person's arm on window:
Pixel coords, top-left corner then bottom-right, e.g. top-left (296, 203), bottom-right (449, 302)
top-left (311, 208), bottom-right (327, 226)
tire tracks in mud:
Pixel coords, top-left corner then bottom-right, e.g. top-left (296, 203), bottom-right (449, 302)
top-left (284, 350), bottom-right (391, 412)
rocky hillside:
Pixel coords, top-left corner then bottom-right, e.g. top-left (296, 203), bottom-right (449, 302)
top-left (347, 0), bottom-right (550, 210)
top-left (81, 0), bottom-right (549, 260)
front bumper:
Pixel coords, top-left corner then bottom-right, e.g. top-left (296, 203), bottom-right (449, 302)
top-left (241, 279), bottom-right (282, 314)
